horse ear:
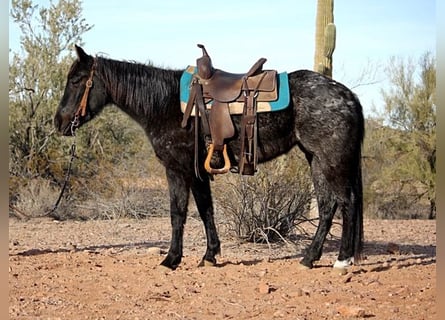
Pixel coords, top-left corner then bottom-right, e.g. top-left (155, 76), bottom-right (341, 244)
top-left (74, 45), bottom-right (89, 62)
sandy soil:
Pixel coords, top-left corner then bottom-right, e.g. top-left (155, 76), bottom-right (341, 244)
top-left (9, 217), bottom-right (436, 319)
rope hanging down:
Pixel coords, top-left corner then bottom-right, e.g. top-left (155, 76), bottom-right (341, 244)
top-left (9, 116), bottom-right (79, 219)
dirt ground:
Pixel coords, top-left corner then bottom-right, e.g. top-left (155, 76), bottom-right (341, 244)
top-left (9, 216), bottom-right (436, 319)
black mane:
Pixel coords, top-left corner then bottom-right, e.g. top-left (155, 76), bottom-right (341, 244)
top-left (96, 56), bottom-right (183, 119)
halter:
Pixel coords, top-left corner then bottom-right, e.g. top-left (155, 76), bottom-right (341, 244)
top-left (75, 58), bottom-right (97, 118)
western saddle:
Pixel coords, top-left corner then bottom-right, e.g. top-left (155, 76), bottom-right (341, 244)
top-left (181, 44), bottom-right (278, 176)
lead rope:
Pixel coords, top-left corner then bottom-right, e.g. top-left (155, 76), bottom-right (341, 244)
top-left (44, 116), bottom-right (79, 217)
top-left (9, 116), bottom-right (79, 220)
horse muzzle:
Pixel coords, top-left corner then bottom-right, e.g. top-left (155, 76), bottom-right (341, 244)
top-left (54, 112), bottom-right (82, 136)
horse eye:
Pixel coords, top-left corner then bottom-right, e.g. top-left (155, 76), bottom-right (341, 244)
top-left (70, 77), bottom-right (82, 86)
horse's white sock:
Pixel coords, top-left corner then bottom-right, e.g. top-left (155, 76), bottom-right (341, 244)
top-left (333, 257), bottom-right (354, 269)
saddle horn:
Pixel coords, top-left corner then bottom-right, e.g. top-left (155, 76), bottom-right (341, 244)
top-left (196, 44), bottom-right (214, 79)
top-left (197, 44), bottom-right (209, 56)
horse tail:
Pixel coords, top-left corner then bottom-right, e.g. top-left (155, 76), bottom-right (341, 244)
top-left (353, 98), bottom-right (365, 262)
top-left (353, 157), bottom-right (364, 262)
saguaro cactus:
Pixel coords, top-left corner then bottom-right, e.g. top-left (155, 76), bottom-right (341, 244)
top-left (314, 0), bottom-right (336, 78)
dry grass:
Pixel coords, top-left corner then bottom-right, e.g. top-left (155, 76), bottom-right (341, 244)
top-left (9, 178), bottom-right (62, 219)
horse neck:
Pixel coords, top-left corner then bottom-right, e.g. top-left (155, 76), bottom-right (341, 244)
top-left (96, 57), bottom-right (181, 124)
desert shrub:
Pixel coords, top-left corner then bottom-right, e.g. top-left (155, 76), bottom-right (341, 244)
top-left (69, 160), bottom-right (170, 220)
top-left (51, 138), bottom-right (169, 220)
top-left (9, 177), bottom-right (66, 219)
top-left (362, 53), bottom-right (436, 219)
top-left (214, 149), bottom-right (313, 243)
top-left (365, 181), bottom-right (431, 220)
top-left (9, 113), bottom-right (170, 221)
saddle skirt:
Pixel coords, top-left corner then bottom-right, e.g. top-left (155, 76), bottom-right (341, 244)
top-left (180, 66), bottom-right (290, 116)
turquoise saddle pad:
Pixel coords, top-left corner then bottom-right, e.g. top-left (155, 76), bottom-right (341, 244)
top-left (180, 66), bottom-right (290, 114)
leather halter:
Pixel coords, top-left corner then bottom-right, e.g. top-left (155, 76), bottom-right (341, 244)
top-left (75, 59), bottom-right (97, 118)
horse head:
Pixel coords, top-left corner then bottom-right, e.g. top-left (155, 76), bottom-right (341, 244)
top-left (54, 45), bottom-right (108, 136)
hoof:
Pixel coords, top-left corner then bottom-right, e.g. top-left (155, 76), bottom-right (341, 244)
top-left (160, 255), bottom-right (181, 270)
top-left (160, 261), bottom-right (177, 270)
top-left (333, 257), bottom-right (354, 269)
top-left (333, 257), bottom-right (354, 275)
top-left (333, 267), bottom-right (348, 275)
top-left (198, 259), bottom-right (216, 267)
top-left (297, 261), bottom-right (312, 270)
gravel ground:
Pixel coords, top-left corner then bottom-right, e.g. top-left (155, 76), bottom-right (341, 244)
top-left (9, 217), bottom-right (436, 319)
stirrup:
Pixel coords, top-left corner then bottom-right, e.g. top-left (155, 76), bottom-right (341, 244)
top-left (204, 144), bottom-right (230, 174)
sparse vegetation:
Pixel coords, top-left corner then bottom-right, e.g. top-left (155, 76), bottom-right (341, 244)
top-left (214, 149), bottom-right (313, 243)
top-left (363, 53), bottom-right (436, 219)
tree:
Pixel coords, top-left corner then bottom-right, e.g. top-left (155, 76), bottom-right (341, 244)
top-left (369, 52), bottom-right (436, 219)
top-left (9, 0), bottom-right (92, 181)
top-left (10, 0), bottom-right (157, 219)
top-left (9, 0), bottom-right (93, 216)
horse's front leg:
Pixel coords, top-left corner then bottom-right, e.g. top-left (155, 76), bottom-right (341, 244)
top-left (191, 175), bottom-right (220, 266)
top-left (160, 168), bottom-right (191, 270)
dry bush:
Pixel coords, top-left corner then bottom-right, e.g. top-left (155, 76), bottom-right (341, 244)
top-left (9, 140), bottom-right (170, 221)
top-left (60, 156), bottom-right (170, 220)
top-left (9, 178), bottom-right (66, 219)
top-left (75, 176), bottom-right (169, 220)
top-left (214, 149), bottom-right (313, 243)
top-left (366, 192), bottom-right (430, 219)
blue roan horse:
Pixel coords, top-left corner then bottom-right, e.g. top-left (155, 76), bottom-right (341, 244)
top-left (54, 46), bottom-right (365, 270)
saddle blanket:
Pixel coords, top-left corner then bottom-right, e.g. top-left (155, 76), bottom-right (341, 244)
top-left (180, 66), bottom-right (290, 115)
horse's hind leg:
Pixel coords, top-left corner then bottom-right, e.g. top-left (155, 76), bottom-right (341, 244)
top-left (160, 168), bottom-right (191, 270)
top-left (300, 159), bottom-right (338, 269)
top-left (333, 201), bottom-right (356, 269)
top-left (334, 173), bottom-right (363, 269)
top-left (301, 157), bottom-right (363, 270)
top-left (191, 175), bottom-right (221, 266)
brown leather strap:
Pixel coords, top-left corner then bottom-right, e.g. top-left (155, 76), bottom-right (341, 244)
top-left (181, 78), bottom-right (198, 128)
top-left (194, 81), bottom-right (211, 137)
top-left (185, 79), bottom-right (212, 179)
top-left (75, 59), bottom-right (97, 117)
top-left (194, 101), bottom-right (201, 179)
top-left (238, 77), bottom-right (259, 175)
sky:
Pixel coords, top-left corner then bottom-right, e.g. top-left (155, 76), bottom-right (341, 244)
top-left (9, 0), bottom-right (436, 116)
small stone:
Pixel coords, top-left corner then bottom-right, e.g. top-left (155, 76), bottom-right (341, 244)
top-left (294, 288), bottom-right (310, 297)
top-left (147, 247), bottom-right (161, 255)
top-left (342, 274), bottom-right (353, 283)
top-left (273, 310), bottom-right (285, 317)
top-left (258, 269), bottom-right (268, 278)
top-left (258, 282), bottom-right (271, 294)
top-left (333, 267), bottom-right (348, 275)
top-left (297, 288), bottom-right (304, 297)
top-left (337, 305), bottom-right (366, 318)
top-left (395, 287), bottom-right (407, 295)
